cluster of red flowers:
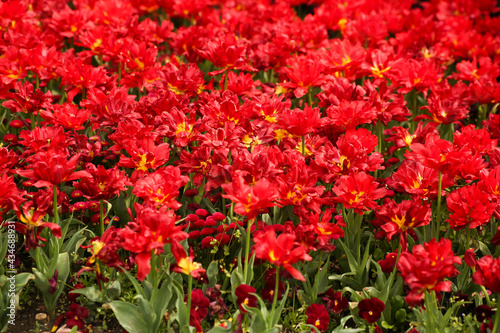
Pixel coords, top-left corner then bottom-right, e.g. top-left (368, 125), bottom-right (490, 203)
top-left (1, 0), bottom-right (500, 332)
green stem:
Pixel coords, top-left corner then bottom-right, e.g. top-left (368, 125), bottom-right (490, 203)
top-left (479, 104), bottom-right (488, 125)
top-left (100, 199), bottom-right (105, 236)
top-left (271, 268), bottom-right (279, 315)
top-left (308, 89), bottom-right (313, 106)
top-left (187, 274), bottom-right (193, 330)
top-left (410, 91), bottom-right (417, 133)
top-left (466, 227), bottom-right (471, 251)
top-left (481, 286), bottom-right (491, 306)
top-left (377, 121), bottom-right (383, 154)
top-left (53, 185), bottom-right (59, 225)
top-left (230, 202), bottom-right (235, 221)
top-left (356, 213), bottom-right (361, 262)
top-left (387, 240), bottom-right (402, 291)
top-left (492, 294), bottom-right (500, 332)
top-left (436, 171), bottom-right (442, 240)
top-left (151, 250), bottom-right (158, 289)
top-left (244, 218), bottom-right (254, 282)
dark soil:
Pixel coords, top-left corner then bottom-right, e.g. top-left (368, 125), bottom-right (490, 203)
top-left (6, 292), bottom-right (124, 333)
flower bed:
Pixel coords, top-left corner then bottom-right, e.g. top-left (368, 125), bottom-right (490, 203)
top-left (1, 0), bottom-right (500, 332)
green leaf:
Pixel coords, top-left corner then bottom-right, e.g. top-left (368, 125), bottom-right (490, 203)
top-left (331, 315), bottom-right (365, 333)
top-left (173, 280), bottom-right (192, 333)
top-left (245, 305), bottom-right (267, 333)
top-left (118, 266), bottom-right (146, 298)
top-left (70, 286), bottom-right (103, 302)
top-left (14, 273), bottom-right (34, 294)
top-left (381, 321), bottom-right (394, 329)
top-left (107, 280), bottom-right (121, 300)
top-left (395, 308), bottom-right (406, 323)
top-left (270, 283), bottom-right (290, 327)
top-left (338, 240), bottom-right (358, 273)
top-left (205, 260), bottom-right (219, 289)
top-left (206, 322), bottom-right (232, 333)
top-left (312, 258), bottom-right (330, 301)
top-left (109, 299), bottom-right (154, 333)
top-left (150, 280), bottom-right (172, 332)
top-left (61, 223), bottom-right (87, 254)
top-left (33, 252), bottom-right (70, 316)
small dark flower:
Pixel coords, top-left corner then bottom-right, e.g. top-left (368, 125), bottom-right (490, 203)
top-left (321, 288), bottom-right (349, 314)
top-left (68, 283), bottom-right (85, 302)
top-left (358, 298), bottom-right (385, 324)
top-left (476, 304), bottom-right (494, 322)
top-left (65, 303), bottom-right (89, 330)
top-left (235, 284), bottom-right (257, 313)
top-left (186, 289), bottom-right (210, 332)
top-left (378, 251), bottom-right (398, 273)
top-left (306, 303), bottom-right (330, 332)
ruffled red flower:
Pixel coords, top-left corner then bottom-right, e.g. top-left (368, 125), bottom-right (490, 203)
top-left (133, 166), bottom-right (189, 210)
top-left (74, 164), bottom-right (131, 201)
top-left (221, 175), bottom-right (278, 220)
top-left (119, 207), bottom-right (188, 280)
top-left (78, 226), bottom-right (125, 288)
top-left (252, 229), bottom-right (312, 281)
top-left (374, 198), bottom-right (431, 245)
top-left (332, 172), bottom-right (387, 214)
top-left (472, 255), bottom-right (500, 294)
top-left (446, 185), bottom-right (495, 230)
top-left (17, 147), bottom-right (90, 188)
top-left (397, 239), bottom-right (461, 307)
top-left (405, 133), bottom-right (459, 173)
top-left (278, 104), bottom-right (321, 137)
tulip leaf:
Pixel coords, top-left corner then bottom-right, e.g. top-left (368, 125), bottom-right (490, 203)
top-left (109, 299), bottom-right (153, 333)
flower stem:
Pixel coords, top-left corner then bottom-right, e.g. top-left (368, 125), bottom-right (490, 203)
top-left (271, 268), bottom-right (279, 314)
top-left (187, 274), bottom-right (193, 330)
top-left (466, 227), bottom-right (471, 251)
top-left (244, 218), bottom-right (254, 281)
top-left (377, 121), bottom-right (383, 154)
top-left (492, 294), bottom-right (500, 332)
top-left (481, 286), bottom-right (491, 306)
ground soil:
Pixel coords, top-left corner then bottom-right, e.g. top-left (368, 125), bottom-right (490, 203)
top-left (6, 292), bottom-right (123, 333)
